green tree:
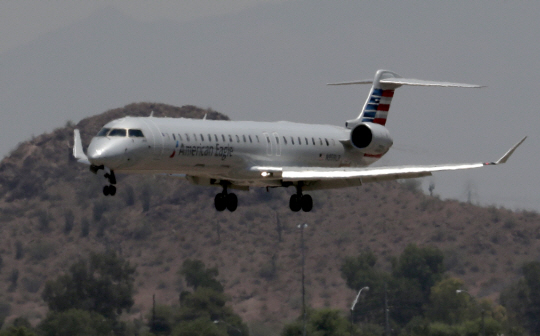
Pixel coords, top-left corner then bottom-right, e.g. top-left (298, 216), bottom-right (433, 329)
top-left (0, 326), bottom-right (36, 336)
top-left (501, 261), bottom-right (540, 335)
top-left (179, 259), bottom-right (224, 293)
top-left (281, 308), bottom-right (349, 336)
top-left (391, 244), bottom-right (444, 299)
top-left (426, 278), bottom-right (469, 324)
top-left (38, 309), bottom-right (114, 336)
top-left (42, 250), bottom-right (135, 320)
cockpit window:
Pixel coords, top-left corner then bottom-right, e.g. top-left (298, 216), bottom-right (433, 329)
top-left (97, 128), bottom-right (111, 137)
top-left (128, 129), bottom-right (145, 138)
top-left (108, 128), bottom-right (127, 137)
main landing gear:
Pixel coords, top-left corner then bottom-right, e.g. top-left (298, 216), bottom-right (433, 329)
top-left (289, 184), bottom-right (313, 212)
top-left (214, 185), bottom-right (238, 212)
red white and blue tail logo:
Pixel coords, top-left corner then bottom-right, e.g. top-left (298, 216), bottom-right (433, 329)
top-left (361, 88), bottom-right (395, 125)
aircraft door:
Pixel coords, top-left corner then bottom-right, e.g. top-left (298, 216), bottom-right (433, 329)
top-left (273, 132), bottom-right (281, 156)
top-left (263, 132), bottom-right (272, 156)
top-left (142, 119), bottom-right (164, 160)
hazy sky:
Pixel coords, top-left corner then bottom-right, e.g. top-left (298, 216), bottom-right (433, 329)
top-left (1, 1), bottom-right (538, 211)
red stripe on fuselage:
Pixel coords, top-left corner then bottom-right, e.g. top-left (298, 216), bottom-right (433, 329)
top-left (364, 153), bottom-right (384, 158)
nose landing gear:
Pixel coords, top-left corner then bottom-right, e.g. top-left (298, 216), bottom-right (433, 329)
top-left (102, 170), bottom-right (117, 197)
top-left (214, 184), bottom-right (238, 212)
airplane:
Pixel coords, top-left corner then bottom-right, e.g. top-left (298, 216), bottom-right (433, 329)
top-left (73, 70), bottom-right (526, 212)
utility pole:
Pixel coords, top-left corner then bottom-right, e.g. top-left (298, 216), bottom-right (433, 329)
top-left (384, 283), bottom-right (390, 336)
top-left (298, 223), bottom-right (308, 336)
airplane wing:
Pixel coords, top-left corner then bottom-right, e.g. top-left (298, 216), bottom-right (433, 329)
top-left (252, 137), bottom-right (526, 190)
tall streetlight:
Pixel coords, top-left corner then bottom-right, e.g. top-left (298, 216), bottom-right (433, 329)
top-left (298, 223), bottom-right (308, 336)
top-left (456, 289), bottom-right (484, 336)
top-left (350, 286), bottom-right (369, 336)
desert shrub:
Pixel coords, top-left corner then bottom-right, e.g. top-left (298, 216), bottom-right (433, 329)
top-left (80, 217), bottom-right (90, 238)
top-left (63, 210), bottom-right (74, 235)
top-left (21, 276), bottom-right (42, 293)
top-left (14, 241), bottom-right (24, 260)
top-left (8, 269), bottom-right (19, 292)
top-left (27, 240), bottom-right (56, 262)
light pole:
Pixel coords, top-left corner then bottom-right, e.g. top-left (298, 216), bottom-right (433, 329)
top-left (298, 223), bottom-right (308, 336)
top-left (457, 289), bottom-right (484, 336)
top-left (214, 320), bottom-right (242, 335)
top-left (350, 286), bottom-right (369, 336)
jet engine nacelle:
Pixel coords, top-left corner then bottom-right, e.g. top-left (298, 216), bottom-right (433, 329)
top-left (350, 123), bottom-right (393, 155)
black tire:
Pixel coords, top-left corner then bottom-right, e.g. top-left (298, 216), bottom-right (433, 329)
top-left (103, 185), bottom-right (110, 196)
top-left (301, 194), bottom-right (313, 212)
top-left (214, 193), bottom-right (226, 211)
top-left (289, 194), bottom-right (301, 212)
top-left (109, 185), bottom-right (117, 196)
top-left (226, 193), bottom-right (238, 212)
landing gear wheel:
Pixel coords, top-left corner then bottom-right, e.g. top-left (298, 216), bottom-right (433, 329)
top-left (301, 194), bottom-right (313, 212)
top-left (103, 185), bottom-right (110, 196)
top-left (214, 193), bottom-right (227, 211)
top-left (226, 193), bottom-right (238, 212)
top-left (109, 185), bottom-right (116, 196)
top-left (289, 194), bottom-right (301, 212)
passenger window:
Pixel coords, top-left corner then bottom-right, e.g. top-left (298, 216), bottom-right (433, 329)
top-left (283, 136), bottom-right (287, 145)
top-left (236, 135), bottom-right (240, 143)
top-left (298, 137), bottom-right (302, 145)
top-left (325, 138), bottom-right (329, 146)
top-left (249, 135), bottom-right (253, 143)
top-left (128, 129), bottom-right (145, 138)
top-left (97, 128), bottom-right (111, 137)
top-left (193, 134), bottom-right (197, 141)
top-left (319, 138), bottom-right (323, 146)
top-left (229, 135), bottom-right (233, 142)
top-left (291, 137), bottom-right (295, 145)
top-left (305, 137), bottom-right (308, 145)
top-left (186, 134), bottom-right (190, 141)
top-left (221, 134), bottom-right (226, 142)
top-left (312, 137), bottom-right (316, 145)
top-left (200, 134), bottom-right (204, 141)
top-left (172, 134), bottom-right (176, 140)
top-left (214, 135), bottom-right (218, 142)
top-left (178, 134), bottom-right (183, 141)
top-left (256, 135), bottom-right (260, 143)
top-left (243, 135), bottom-right (247, 143)
top-left (109, 129), bottom-right (126, 137)
top-left (276, 137), bottom-right (280, 144)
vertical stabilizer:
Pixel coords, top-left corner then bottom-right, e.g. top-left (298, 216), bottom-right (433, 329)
top-left (359, 70), bottom-right (401, 126)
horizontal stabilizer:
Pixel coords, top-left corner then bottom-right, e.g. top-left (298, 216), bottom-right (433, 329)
top-left (327, 78), bottom-right (483, 88)
top-left (380, 78), bottom-right (484, 88)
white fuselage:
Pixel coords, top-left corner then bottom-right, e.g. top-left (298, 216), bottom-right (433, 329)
top-left (86, 116), bottom-right (385, 188)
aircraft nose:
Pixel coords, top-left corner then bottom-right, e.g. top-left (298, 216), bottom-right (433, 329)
top-left (87, 138), bottom-right (124, 167)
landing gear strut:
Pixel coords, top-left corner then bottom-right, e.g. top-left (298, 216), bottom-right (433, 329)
top-left (214, 184), bottom-right (238, 212)
top-left (102, 170), bottom-right (116, 197)
top-left (289, 184), bottom-right (313, 212)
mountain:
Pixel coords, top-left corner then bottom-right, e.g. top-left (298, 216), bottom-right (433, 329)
top-left (0, 103), bottom-right (537, 332)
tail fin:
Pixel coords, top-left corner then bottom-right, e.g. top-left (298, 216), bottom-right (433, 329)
top-left (328, 69), bottom-right (484, 129)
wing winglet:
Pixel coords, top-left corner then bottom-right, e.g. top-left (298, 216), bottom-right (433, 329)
top-left (491, 136), bottom-right (527, 165)
top-left (73, 129), bottom-right (90, 165)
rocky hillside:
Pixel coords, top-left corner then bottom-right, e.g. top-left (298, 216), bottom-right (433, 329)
top-left (0, 103), bottom-right (538, 332)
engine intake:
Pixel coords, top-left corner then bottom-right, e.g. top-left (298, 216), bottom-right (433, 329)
top-left (350, 123), bottom-right (393, 155)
